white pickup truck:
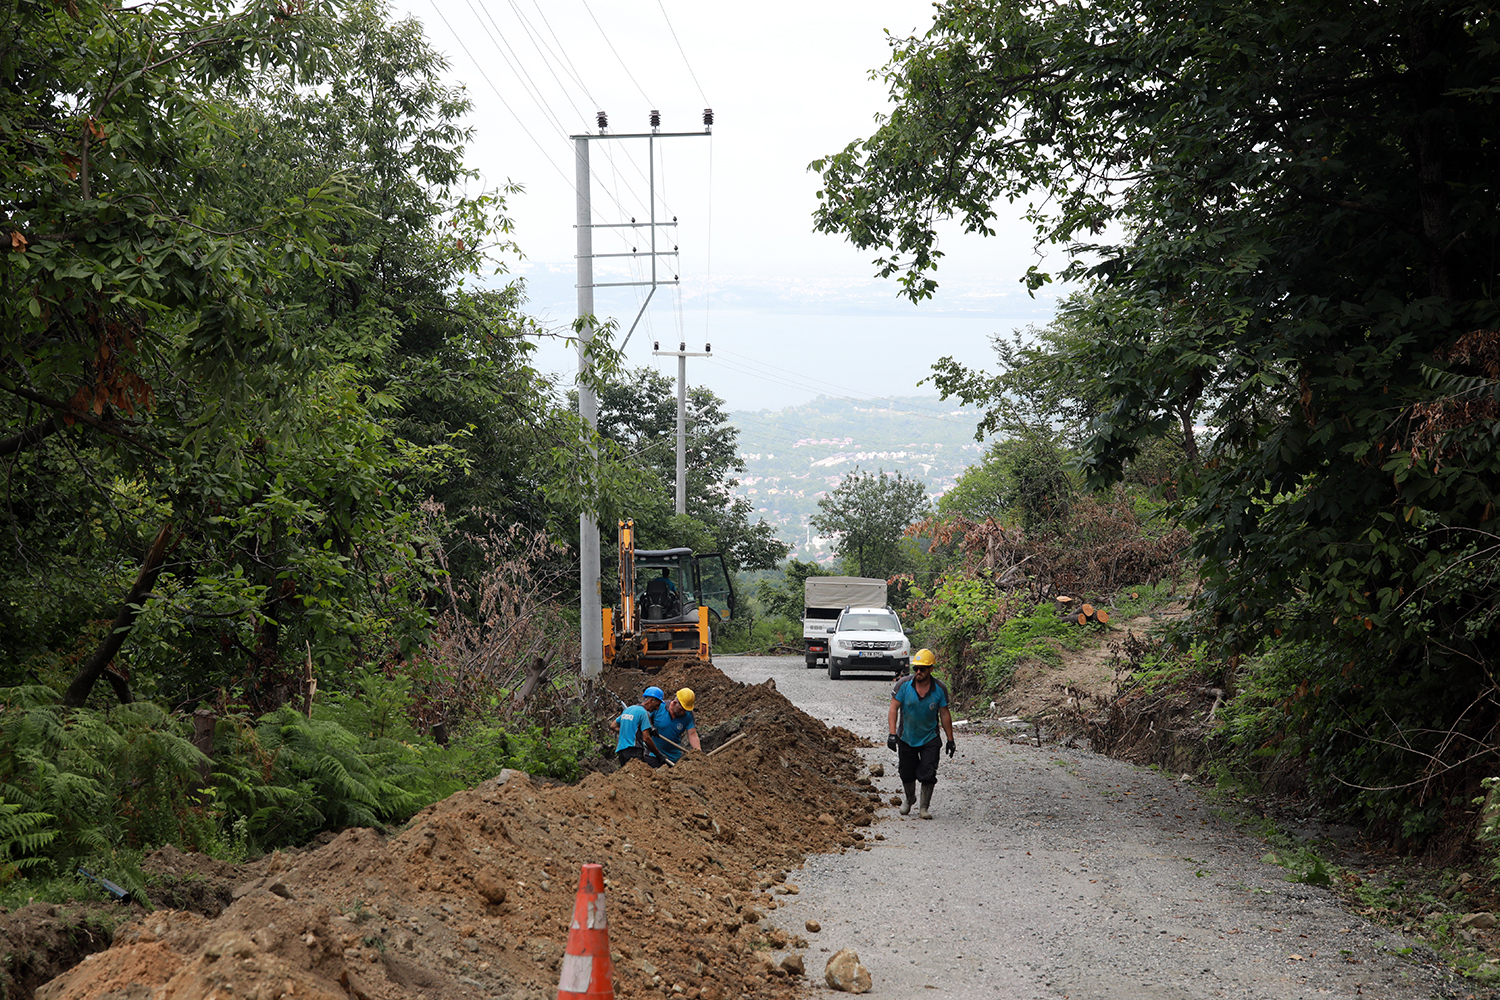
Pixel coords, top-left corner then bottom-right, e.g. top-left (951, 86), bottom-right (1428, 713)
top-left (802, 576), bottom-right (887, 668)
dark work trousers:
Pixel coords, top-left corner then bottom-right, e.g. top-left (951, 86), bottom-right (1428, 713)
top-left (897, 738), bottom-right (941, 786)
top-left (617, 746), bottom-right (644, 768)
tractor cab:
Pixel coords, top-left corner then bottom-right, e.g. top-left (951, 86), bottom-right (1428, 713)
top-left (635, 547), bottom-right (734, 625)
top-left (605, 521), bottom-right (735, 669)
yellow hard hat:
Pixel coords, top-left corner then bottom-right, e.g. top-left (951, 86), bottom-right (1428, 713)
top-left (912, 649), bottom-right (936, 667)
top-left (675, 687), bottom-right (696, 711)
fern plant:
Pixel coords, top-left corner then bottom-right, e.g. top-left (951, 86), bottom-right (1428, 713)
top-left (0, 795), bottom-right (55, 881)
top-left (0, 686), bottom-right (212, 866)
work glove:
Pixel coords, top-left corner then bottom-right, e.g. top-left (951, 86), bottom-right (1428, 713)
top-left (887, 734), bottom-right (899, 752)
top-left (945, 739), bottom-right (956, 758)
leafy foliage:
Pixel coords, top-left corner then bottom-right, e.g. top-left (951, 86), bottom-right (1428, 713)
top-left (811, 468), bottom-right (931, 578)
top-left (589, 366), bottom-right (789, 573)
top-left (812, 0), bottom-right (1500, 837)
top-left (445, 723), bottom-right (593, 786)
top-left (906, 584), bottom-right (1085, 696)
top-left (0, 687), bottom-right (211, 866)
top-left (0, 796), bottom-right (55, 880)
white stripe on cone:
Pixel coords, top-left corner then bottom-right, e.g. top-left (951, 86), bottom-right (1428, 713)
top-left (558, 953), bottom-right (593, 992)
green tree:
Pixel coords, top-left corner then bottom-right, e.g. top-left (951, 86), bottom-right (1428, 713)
top-left (811, 0), bottom-right (1500, 833)
top-left (752, 559), bottom-right (830, 622)
top-left (590, 367), bottom-right (788, 573)
top-left (811, 468), bottom-right (931, 578)
top-left (0, 0), bottom-right (601, 712)
top-left (940, 434), bottom-right (1075, 529)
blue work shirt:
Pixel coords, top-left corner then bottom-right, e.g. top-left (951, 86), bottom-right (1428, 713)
top-left (614, 705), bottom-right (653, 753)
top-left (651, 703), bottom-right (696, 763)
top-left (892, 675), bottom-right (949, 747)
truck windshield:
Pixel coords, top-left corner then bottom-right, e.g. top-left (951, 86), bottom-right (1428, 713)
top-left (841, 613), bottom-right (900, 632)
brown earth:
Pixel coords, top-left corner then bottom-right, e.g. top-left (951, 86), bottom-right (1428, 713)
top-left (12, 658), bottom-right (880, 1000)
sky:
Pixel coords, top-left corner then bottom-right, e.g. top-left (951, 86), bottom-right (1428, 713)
top-left (396, 0), bottom-right (1065, 412)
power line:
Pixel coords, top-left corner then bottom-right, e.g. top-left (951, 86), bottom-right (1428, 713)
top-left (655, 0), bottom-right (708, 105)
top-left (527, 0), bottom-right (599, 106)
top-left (580, 0), bottom-right (654, 106)
top-left (461, 0), bottom-right (568, 138)
top-left (423, 0), bottom-right (574, 188)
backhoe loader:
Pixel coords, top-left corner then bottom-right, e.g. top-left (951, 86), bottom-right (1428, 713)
top-left (603, 519), bottom-right (735, 670)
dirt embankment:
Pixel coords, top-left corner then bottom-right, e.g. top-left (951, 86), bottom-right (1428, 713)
top-left (16, 660), bottom-right (881, 1000)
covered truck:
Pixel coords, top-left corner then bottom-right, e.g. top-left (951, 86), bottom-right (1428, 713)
top-left (802, 576), bottom-right (887, 668)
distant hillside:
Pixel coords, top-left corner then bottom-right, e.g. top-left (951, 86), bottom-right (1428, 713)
top-left (727, 395), bottom-right (988, 563)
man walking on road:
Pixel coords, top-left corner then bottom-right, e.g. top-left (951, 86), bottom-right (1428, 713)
top-left (887, 649), bottom-right (956, 819)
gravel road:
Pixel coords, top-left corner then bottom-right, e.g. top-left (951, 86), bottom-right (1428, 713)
top-left (716, 654), bottom-right (1485, 1000)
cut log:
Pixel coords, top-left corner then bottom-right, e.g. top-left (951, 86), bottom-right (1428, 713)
top-left (1095, 608), bottom-right (1110, 624)
top-left (1077, 612), bottom-right (1087, 625)
top-left (1056, 595), bottom-right (1073, 603)
top-left (1080, 603), bottom-right (1095, 618)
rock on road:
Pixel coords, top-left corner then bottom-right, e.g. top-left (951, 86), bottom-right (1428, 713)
top-left (716, 654), bottom-right (1479, 1000)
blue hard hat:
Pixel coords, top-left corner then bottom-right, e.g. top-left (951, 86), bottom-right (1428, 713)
top-left (643, 686), bottom-right (666, 701)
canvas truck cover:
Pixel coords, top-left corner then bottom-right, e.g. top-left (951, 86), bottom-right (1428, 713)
top-left (804, 576), bottom-right (887, 612)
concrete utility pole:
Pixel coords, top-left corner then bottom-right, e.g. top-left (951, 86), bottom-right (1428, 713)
top-left (572, 110), bottom-right (712, 677)
top-left (575, 137), bottom-right (602, 679)
top-left (652, 340), bottom-right (712, 516)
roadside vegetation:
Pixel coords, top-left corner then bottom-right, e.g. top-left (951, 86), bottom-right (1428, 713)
top-left (794, 0), bottom-right (1500, 980)
top-left (0, 0), bottom-right (784, 910)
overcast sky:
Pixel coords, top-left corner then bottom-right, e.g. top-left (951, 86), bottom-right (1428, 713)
top-left (397, 0), bottom-right (1063, 412)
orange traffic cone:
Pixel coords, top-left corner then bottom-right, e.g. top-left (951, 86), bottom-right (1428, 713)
top-left (557, 863), bottom-right (615, 1000)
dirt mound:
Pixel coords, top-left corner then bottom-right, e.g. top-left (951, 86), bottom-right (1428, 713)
top-left (30, 661), bottom-right (880, 1000)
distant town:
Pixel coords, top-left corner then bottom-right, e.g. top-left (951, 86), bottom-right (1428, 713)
top-left (727, 395), bottom-right (987, 563)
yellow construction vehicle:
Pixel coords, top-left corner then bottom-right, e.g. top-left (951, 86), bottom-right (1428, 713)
top-left (603, 519), bottom-right (735, 670)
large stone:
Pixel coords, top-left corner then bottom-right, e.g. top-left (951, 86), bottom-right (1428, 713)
top-left (780, 953), bottom-right (805, 977)
top-left (1460, 912), bottom-right (1497, 929)
top-left (473, 870), bottom-right (508, 904)
top-left (824, 948), bottom-right (872, 993)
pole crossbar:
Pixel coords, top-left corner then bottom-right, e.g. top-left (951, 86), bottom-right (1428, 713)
top-left (578, 222), bottom-right (678, 229)
top-left (581, 251), bottom-right (680, 259)
top-left (569, 130), bottom-right (711, 140)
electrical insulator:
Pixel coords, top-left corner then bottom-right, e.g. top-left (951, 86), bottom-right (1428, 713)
top-left (653, 341), bottom-right (660, 351)
top-left (702, 108), bottom-right (713, 127)
top-left (679, 342), bottom-right (686, 351)
top-left (649, 109), bottom-right (661, 128)
top-left (596, 111), bottom-right (608, 131)
top-left (705, 343), bottom-right (712, 353)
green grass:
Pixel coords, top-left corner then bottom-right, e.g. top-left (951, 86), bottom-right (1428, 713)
top-left (973, 602), bottom-right (1094, 690)
top-left (1106, 579), bottom-right (1186, 621)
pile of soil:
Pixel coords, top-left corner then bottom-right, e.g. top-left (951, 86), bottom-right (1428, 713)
top-left (27, 660), bottom-right (880, 1000)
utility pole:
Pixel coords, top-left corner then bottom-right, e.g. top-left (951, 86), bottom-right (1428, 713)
top-left (572, 109), bottom-right (712, 677)
top-left (652, 340), bottom-right (712, 516)
top-left (574, 136), bottom-right (602, 680)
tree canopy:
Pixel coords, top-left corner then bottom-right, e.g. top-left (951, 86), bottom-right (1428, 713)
top-left (811, 468), bottom-right (931, 579)
top-left (590, 366), bottom-right (788, 574)
top-left (812, 0), bottom-right (1500, 829)
top-left (0, 0), bottom-right (621, 711)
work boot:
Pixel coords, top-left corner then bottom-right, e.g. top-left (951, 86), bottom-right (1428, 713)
top-left (919, 784), bottom-right (934, 820)
top-left (900, 781), bottom-right (916, 815)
